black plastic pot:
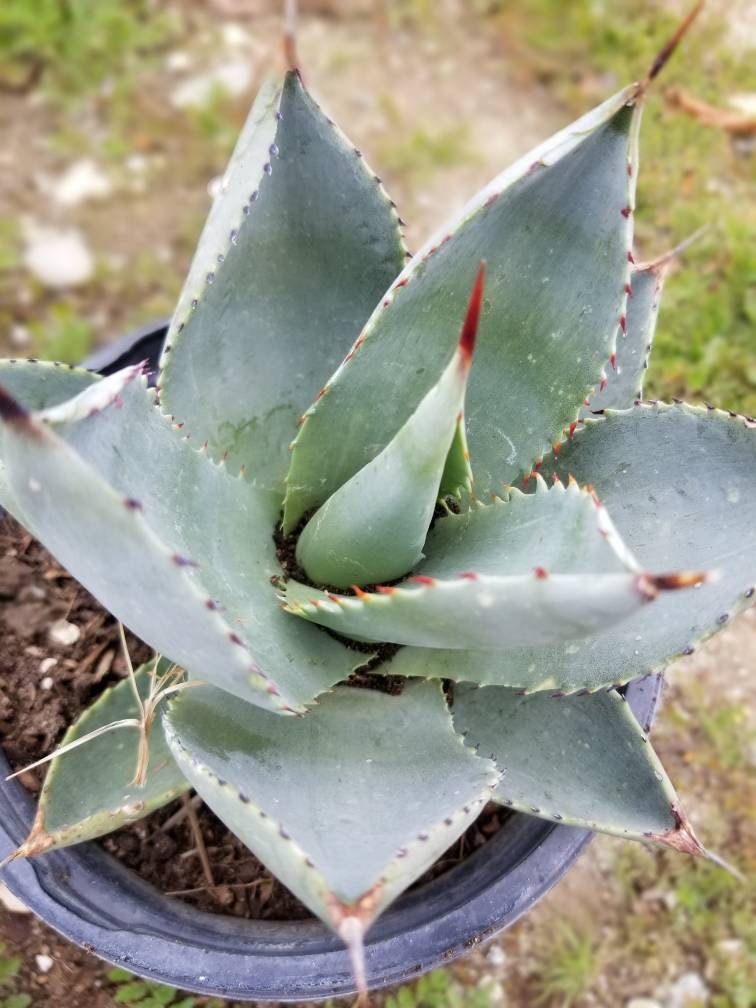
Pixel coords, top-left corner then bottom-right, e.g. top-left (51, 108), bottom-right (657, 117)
top-left (0, 324), bottom-right (665, 1002)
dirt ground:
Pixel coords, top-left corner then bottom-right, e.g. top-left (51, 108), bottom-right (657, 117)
top-left (0, 2), bottom-right (754, 1006)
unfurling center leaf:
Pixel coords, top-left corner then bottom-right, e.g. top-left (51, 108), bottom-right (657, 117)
top-left (295, 263), bottom-right (485, 588)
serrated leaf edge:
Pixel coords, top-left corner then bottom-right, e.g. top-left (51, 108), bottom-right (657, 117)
top-left (286, 84), bottom-right (643, 522)
top-left (0, 378), bottom-right (303, 715)
top-left (163, 685), bottom-right (499, 928)
top-left (158, 70), bottom-right (407, 399)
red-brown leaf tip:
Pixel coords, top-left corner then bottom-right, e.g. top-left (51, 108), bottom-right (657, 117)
top-left (646, 803), bottom-right (705, 857)
top-left (459, 261), bottom-right (486, 367)
top-left (636, 570), bottom-right (710, 600)
top-left (641, 2), bottom-right (705, 90)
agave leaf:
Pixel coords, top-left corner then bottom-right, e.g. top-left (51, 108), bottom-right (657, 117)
top-left (284, 85), bottom-right (641, 530)
top-left (0, 359), bottom-right (99, 519)
top-left (531, 402), bottom-right (756, 683)
top-left (295, 265), bottom-right (484, 588)
top-left (453, 684), bottom-right (704, 855)
top-left (0, 358), bottom-right (99, 409)
top-left (581, 232), bottom-right (704, 417)
top-left (417, 476), bottom-right (640, 578)
top-left (581, 264), bottom-right (661, 416)
top-left (164, 681), bottom-right (498, 962)
top-left (159, 70), bottom-right (406, 492)
top-left (284, 479), bottom-right (704, 650)
top-left (0, 377), bottom-right (362, 713)
top-left (396, 404), bottom-right (755, 693)
top-left (437, 413), bottom-right (473, 501)
top-left (13, 660), bottom-right (188, 859)
top-left (284, 569), bottom-right (701, 651)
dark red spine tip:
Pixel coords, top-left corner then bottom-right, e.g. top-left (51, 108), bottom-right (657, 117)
top-left (409, 575), bottom-right (435, 586)
top-left (534, 567), bottom-right (549, 580)
top-left (645, 1), bottom-right (704, 85)
top-left (459, 261), bottom-right (486, 366)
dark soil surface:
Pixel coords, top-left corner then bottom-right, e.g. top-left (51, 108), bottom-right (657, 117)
top-left (0, 514), bottom-right (506, 923)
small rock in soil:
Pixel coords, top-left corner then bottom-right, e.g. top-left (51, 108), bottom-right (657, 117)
top-left (35, 953), bottom-right (54, 973)
top-left (48, 619), bottom-right (81, 646)
top-left (486, 943), bottom-right (507, 968)
top-left (46, 159), bottom-right (112, 208)
top-left (0, 882), bottom-right (29, 914)
top-left (22, 221), bottom-right (94, 288)
top-left (664, 972), bottom-right (709, 1008)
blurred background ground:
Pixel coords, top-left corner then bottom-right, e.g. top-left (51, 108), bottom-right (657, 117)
top-left (0, 1), bottom-right (754, 1007)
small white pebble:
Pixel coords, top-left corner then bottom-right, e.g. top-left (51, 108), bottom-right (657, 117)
top-left (35, 954), bottom-right (54, 973)
top-left (39, 657), bottom-right (58, 674)
top-left (165, 49), bottom-right (192, 73)
top-left (0, 882), bottom-right (30, 914)
top-left (22, 221), bottom-right (94, 288)
top-left (221, 22), bottom-right (251, 49)
top-left (40, 676), bottom-right (54, 691)
top-left (10, 324), bottom-right (30, 347)
top-left (48, 159), bottom-right (111, 208)
top-left (49, 619), bottom-right (81, 646)
top-left (664, 972), bottom-right (708, 1008)
top-left (486, 943), bottom-right (507, 967)
top-left (125, 153), bottom-right (148, 176)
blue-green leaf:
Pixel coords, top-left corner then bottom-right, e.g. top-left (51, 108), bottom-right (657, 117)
top-left (284, 85), bottom-right (641, 528)
top-left (159, 70), bottom-right (406, 492)
top-left (294, 265), bottom-right (484, 587)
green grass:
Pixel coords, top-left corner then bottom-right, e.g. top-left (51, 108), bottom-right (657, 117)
top-left (610, 670), bottom-right (755, 1008)
top-left (0, 0), bottom-right (177, 99)
top-left (106, 967), bottom-right (224, 1008)
top-left (378, 125), bottom-right (478, 185)
top-left (376, 93), bottom-right (478, 188)
top-left (490, 0), bottom-right (756, 416)
top-left (29, 304), bottom-right (95, 365)
top-left (528, 922), bottom-right (601, 1008)
top-left (381, 969), bottom-right (494, 1008)
top-left (0, 943), bottom-right (30, 1008)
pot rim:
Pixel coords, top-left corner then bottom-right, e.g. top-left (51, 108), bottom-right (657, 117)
top-left (0, 323), bottom-right (665, 1002)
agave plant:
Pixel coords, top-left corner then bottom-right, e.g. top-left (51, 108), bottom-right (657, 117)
top-left (1, 12), bottom-right (755, 998)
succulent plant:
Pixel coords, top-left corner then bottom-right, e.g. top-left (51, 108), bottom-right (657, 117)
top-left (1, 11), bottom-right (754, 998)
